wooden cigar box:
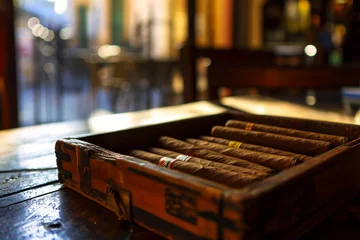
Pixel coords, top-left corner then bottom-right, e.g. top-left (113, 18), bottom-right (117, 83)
top-left (55, 110), bottom-right (360, 239)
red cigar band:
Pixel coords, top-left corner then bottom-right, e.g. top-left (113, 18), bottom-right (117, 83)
top-left (159, 157), bottom-right (177, 169)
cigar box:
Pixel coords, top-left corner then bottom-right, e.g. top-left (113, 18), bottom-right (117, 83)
top-left (56, 110), bottom-right (360, 239)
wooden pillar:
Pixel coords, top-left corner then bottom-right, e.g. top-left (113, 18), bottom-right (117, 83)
top-left (0, 0), bottom-right (18, 129)
top-left (182, 0), bottom-right (197, 103)
top-left (233, 0), bottom-right (265, 49)
top-left (187, 0), bottom-right (196, 46)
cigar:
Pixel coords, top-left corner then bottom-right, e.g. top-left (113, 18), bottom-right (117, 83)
top-left (129, 150), bottom-right (260, 188)
top-left (158, 136), bottom-right (274, 174)
top-left (226, 120), bottom-right (348, 146)
top-left (149, 147), bottom-right (270, 178)
top-left (186, 138), bottom-right (300, 170)
top-left (212, 126), bottom-right (332, 156)
top-left (200, 136), bottom-right (311, 162)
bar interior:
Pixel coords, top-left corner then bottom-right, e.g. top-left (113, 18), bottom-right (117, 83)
top-left (1, 0), bottom-right (360, 239)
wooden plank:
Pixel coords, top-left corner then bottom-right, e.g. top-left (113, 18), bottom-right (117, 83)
top-left (0, 188), bottom-right (164, 240)
top-left (0, 183), bottom-right (62, 208)
top-left (0, 169), bottom-right (58, 198)
top-left (0, 121), bottom-right (88, 171)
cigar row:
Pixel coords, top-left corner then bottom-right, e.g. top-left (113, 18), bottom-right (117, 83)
top-left (157, 137), bottom-right (274, 172)
top-left (124, 118), bottom-right (347, 189)
top-left (149, 147), bottom-right (270, 178)
top-left (129, 150), bottom-right (261, 188)
top-left (212, 126), bottom-right (332, 156)
top-left (200, 136), bottom-right (311, 162)
top-left (184, 138), bottom-right (300, 170)
top-left (225, 120), bottom-right (348, 146)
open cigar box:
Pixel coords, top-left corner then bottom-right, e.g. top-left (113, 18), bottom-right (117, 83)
top-left (55, 109), bottom-right (360, 240)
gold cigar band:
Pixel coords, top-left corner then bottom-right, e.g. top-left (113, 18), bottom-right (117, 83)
top-left (228, 141), bottom-right (243, 148)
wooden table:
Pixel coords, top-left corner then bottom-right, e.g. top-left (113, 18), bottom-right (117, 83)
top-left (1, 99), bottom-right (360, 239)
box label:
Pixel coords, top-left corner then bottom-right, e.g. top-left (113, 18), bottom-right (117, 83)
top-left (165, 187), bottom-right (197, 225)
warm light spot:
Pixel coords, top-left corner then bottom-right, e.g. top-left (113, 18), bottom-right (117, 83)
top-left (335, 24), bottom-right (346, 36)
top-left (54, 0), bottom-right (68, 15)
top-left (306, 95), bottom-right (316, 106)
top-left (203, 58), bottom-right (212, 67)
top-left (59, 27), bottom-right (74, 40)
top-left (37, 26), bottom-right (46, 37)
top-left (41, 28), bottom-right (50, 39)
top-left (98, 45), bottom-right (121, 59)
top-left (172, 71), bottom-right (183, 94)
top-left (304, 45), bottom-right (317, 57)
top-left (28, 17), bottom-right (40, 29)
top-left (44, 30), bottom-right (55, 42)
top-left (32, 24), bottom-right (43, 37)
top-left (41, 46), bottom-right (54, 57)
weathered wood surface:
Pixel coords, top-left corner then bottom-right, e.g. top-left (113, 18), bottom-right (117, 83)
top-left (0, 102), bottom-right (224, 172)
top-left (1, 101), bottom-right (360, 239)
top-left (0, 188), bottom-right (164, 240)
top-left (0, 102), bottom-right (225, 239)
top-left (0, 169), bottom-right (58, 198)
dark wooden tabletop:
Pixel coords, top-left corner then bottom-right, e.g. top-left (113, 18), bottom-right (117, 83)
top-left (1, 100), bottom-right (360, 239)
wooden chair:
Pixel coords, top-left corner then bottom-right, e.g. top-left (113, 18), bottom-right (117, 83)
top-left (180, 46), bottom-right (275, 102)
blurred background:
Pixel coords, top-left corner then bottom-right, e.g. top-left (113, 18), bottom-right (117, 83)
top-left (1, 0), bottom-right (360, 128)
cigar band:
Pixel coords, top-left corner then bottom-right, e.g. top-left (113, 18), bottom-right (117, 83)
top-left (228, 141), bottom-right (243, 148)
top-left (176, 154), bottom-right (192, 162)
top-left (245, 123), bottom-right (254, 131)
top-left (159, 157), bottom-right (177, 169)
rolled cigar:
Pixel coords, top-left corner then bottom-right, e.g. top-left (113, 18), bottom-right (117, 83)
top-left (129, 150), bottom-right (260, 188)
top-left (158, 136), bottom-right (274, 174)
top-left (200, 136), bottom-right (311, 162)
top-left (149, 147), bottom-right (270, 178)
top-left (226, 120), bottom-right (348, 146)
top-left (212, 126), bottom-right (332, 156)
top-left (186, 138), bottom-right (300, 170)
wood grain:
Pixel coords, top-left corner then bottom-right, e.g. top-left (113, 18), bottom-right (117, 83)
top-left (0, 188), bottom-right (164, 240)
top-left (0, 169), bottom-right (58, 198)
top-left (0, 183), bottom-right (62, 208)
